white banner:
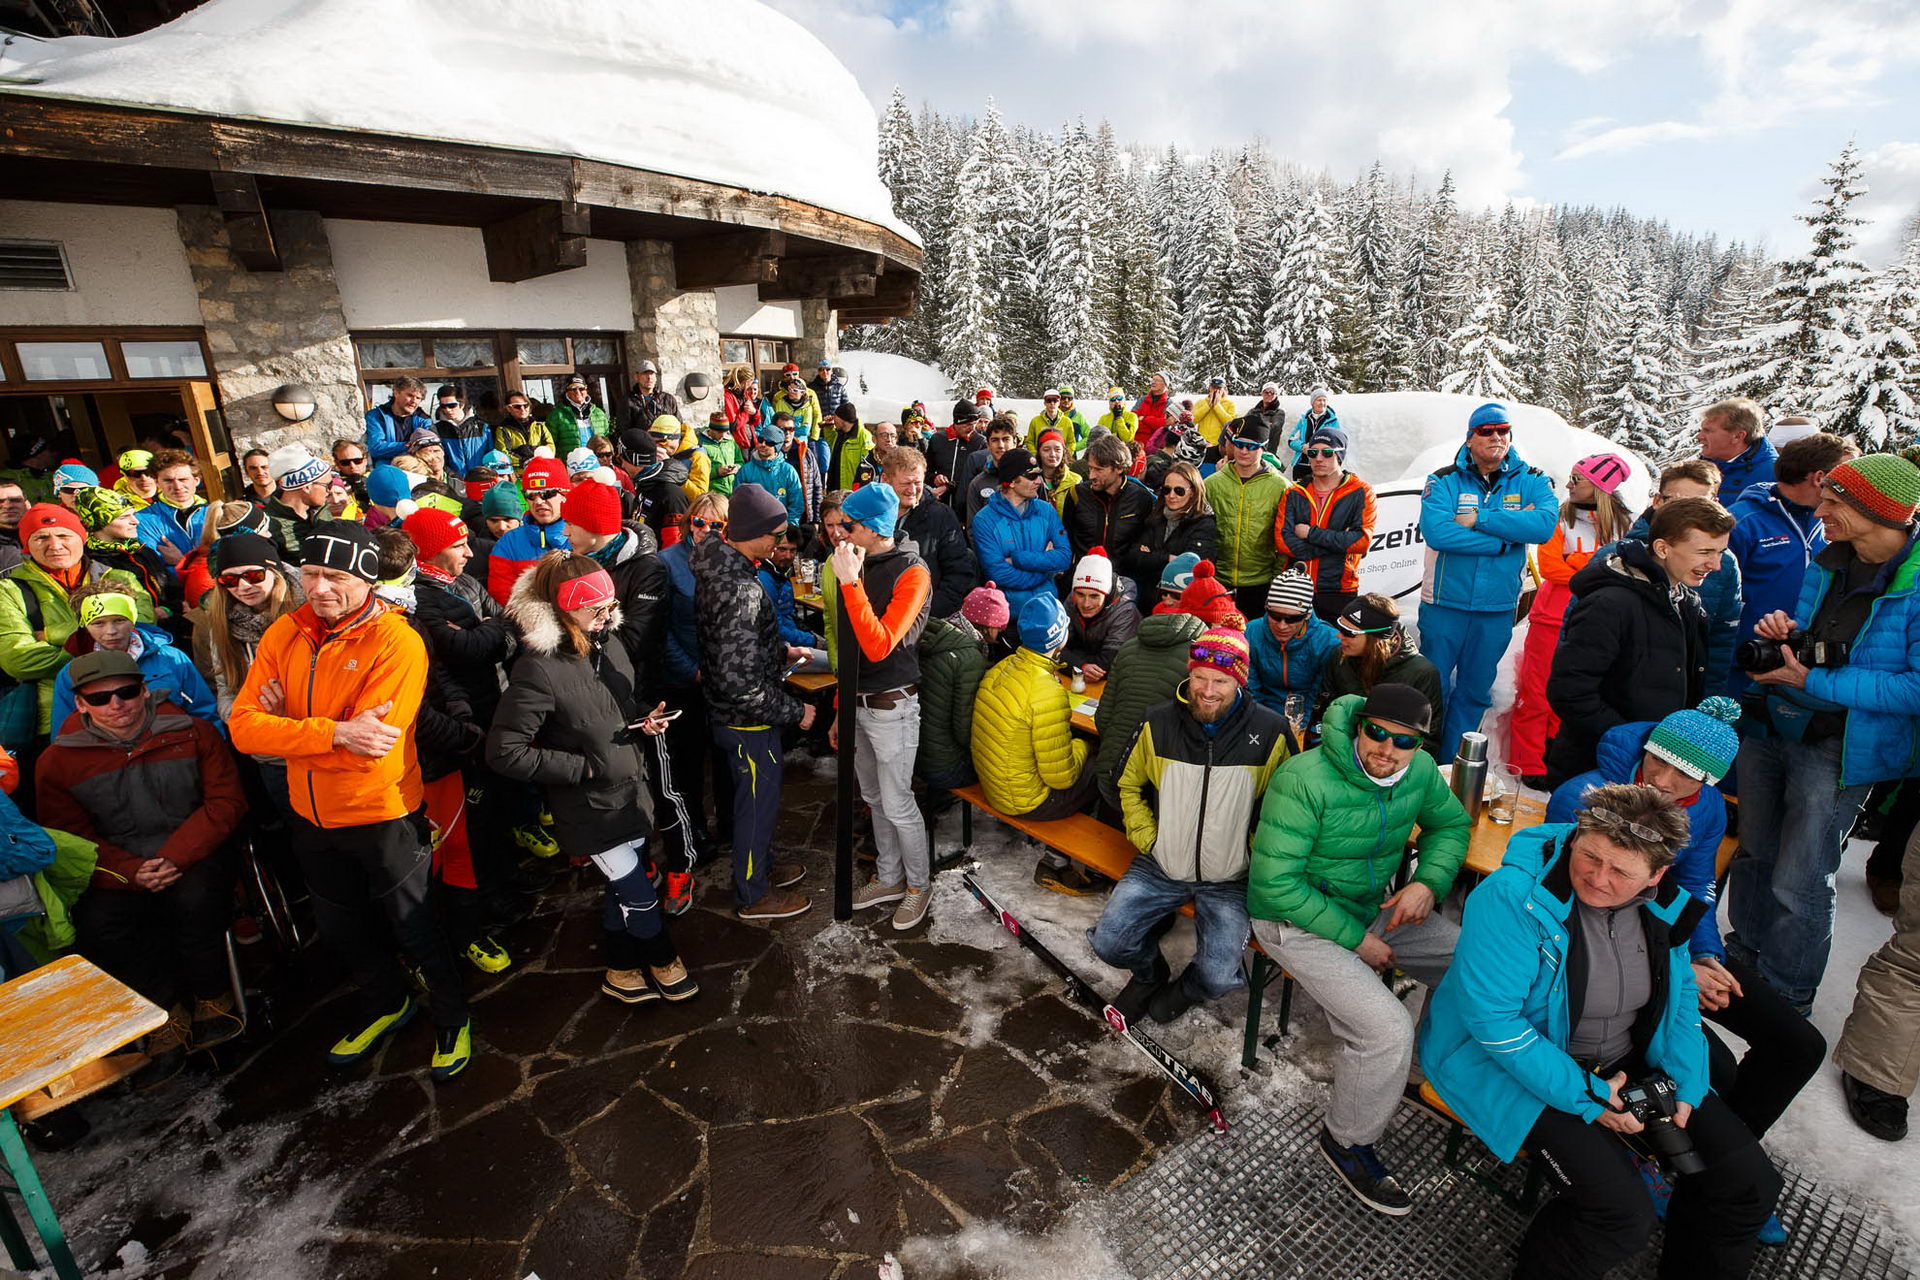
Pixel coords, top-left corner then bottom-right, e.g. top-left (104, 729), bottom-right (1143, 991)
top-left (1353, 482), bottom-right (1428, 603)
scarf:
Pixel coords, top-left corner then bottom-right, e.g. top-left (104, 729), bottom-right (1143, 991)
top-left (87, 534), bottom-right (142, 555)
top-left (226, 596), bottom-right (274, 666)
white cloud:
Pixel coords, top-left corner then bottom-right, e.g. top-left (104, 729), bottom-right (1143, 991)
top-left (1855, 141), bottom-right (1920, 266)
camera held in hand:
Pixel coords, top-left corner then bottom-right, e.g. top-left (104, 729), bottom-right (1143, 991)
top-left (1735, 630), bottom-right (1850, 675)
top-left (1618, 1075), bottom-right (1705, 1176)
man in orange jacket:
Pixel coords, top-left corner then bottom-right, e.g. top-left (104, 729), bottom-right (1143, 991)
top-left (229, 523), bottom-right (473, 1078)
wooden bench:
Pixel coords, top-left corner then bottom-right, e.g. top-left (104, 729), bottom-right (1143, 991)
top-left (1415, 1079), bottom-right (1545, 1211)
top-left (947, 783), bottom-right (1295, 1069)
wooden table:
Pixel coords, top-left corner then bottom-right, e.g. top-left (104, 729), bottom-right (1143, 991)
top-left (1059, 673), bottom-right (1105, 735)
top-left (786, 671), bottom-right (836, 695)
top-left (1463, 795), bottom-right (1548, 876)
top-left (0, 956), bottom-right (166, 1280)
top-left (793, 582), bottom-right (825, 613)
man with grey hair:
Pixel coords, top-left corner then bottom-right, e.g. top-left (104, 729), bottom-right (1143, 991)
top-left (365, 375), bottom-right (433, 462)
top-left (1062, 434), bottom-right (1155, 569)
top-left (623, 360), bottom-right (680, 435)
top-left (1695, 397), bottom-right (1776, 503)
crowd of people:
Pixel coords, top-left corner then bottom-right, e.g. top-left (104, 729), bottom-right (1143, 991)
top-left (1, 364), bottom-right (1917, 1278)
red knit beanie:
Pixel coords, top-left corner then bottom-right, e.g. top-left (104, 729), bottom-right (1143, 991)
top-left (403, 508), bottom-right (468, 563)
top-left (1175, 561), bottom-right (1244, 628)
top-left (566, 475), bottom-right (624, 536)
top-left (20, 503), bottom-right (84, 544)
top-left (521, 457), bottom-right (571, 495)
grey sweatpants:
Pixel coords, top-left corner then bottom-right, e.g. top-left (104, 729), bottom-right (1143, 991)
top-left (1252, 906), bottom-right (1459, 1147)
top-left (1835, 822), bottom-right (1920, 1098)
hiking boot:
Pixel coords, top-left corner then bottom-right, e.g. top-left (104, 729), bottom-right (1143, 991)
top-left (430, 1020), bottom-right (473, 1080)
top-left (773, 862), bottom-right (807, 889)
top-left (190, 992), bottom-right (246, 1051)
top-left (664, 872), bottom-right (695, 917)
top-left (648, 959), bottom-right (700, 1002)
top-left (737, 889), bottom-right (812, 922)
top-left (1868, 873), bottom-right (1902, 917)
top-left (851, 878), bottom-right (908, 911)
top-left (134, 1006), bottom-right (191, 1091)
top-left (602, 968), bottom-right (660, 1005)
top-left (1317, 1128), bottom-right (1413, 1216)
top-left (1033, 860), bottom-right (1097, 896)
top-left (891, 887), bottom-right (930, 931)
top-left (1145, 974), bottom-right (1204, 1025)
top-left (514, 823), bottom-right (560, 859)
top-left (1843, 1072), bottom-right (1909, 1141)
top-left (1111, 957), bottom-right (1172, 1026)
top-left (327, 997), bottom-right (415, 1065)
top-left (464, 936), bottom-right (512, 974)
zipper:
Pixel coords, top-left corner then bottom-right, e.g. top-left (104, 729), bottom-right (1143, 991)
top-left (1191, 735), bottom-right (1215, 879)
top-left (305, 634), bottom-right (323, 820)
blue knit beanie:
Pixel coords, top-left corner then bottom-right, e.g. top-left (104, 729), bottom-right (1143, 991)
top-left (840, 482), bottom-right (899, 538)
top-left (367, 464), bottom-right (414, 510)
top-left (1468, 402), bottom-right (1510, 432)
top-left (1646, 696), bottom-right (1740, 785)
top-left (1019, 592), bottom-right (1070, 655)
top-left (1160, 551), bottom-right (1202, 593)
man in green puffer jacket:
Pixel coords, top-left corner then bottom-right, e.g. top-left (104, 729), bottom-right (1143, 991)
top-left (1092, 609), bottom-right (1205, 814)
top-left (1249, 685), bottom-right (1470, 1217)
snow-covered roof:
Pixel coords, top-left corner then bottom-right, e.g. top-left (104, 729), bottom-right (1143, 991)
top-left (2, 0), bottom-right (917, 246)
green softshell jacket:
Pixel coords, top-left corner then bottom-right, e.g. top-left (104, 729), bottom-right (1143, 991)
top-left (0, 560), bottom-right (155, 735)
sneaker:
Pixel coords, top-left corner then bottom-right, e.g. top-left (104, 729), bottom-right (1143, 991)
top-left (773, 862), bottom-right (807, 889)
top-left (430, 1020), bottom-right (473, 1080)
top-left (1033, 860), bottom-right (1097, 896)
top-left (737, 889), bottom-right (812, 921)
top-left (539, 807), bottom-right (555, 829)
top-left (1145, 974), bottom-right (1203, 1026)
top-left (190, 992), bottom-right (246, 1051)
top-left (601, 968), bottom-right (659, 1005)
top-left (664, 872), bottom-right (695, 917)
top-left (464, 936), bottom-right (512, 974)
top-left (514, 823), bottom-right (560, 859)
top-left (891, 887), bottom-right (930, 931)
top-left (327, 997), bottom-right (416, 1065)
top-left (648, 959), bottom-right (700, 1001)
top-left (1633, 1153), bottom-right (1674, 1221)
top-left (1317, 1127), bottom-right (1413, 1216)
top-left (852, 878), bottom-right (908, 911)
top-left (1842, 1072), bottom-right (1909, 1141)
top-left (134, 1006), bottom-right (191, 1091)
top-left (1759, 1213), bottom-right (1788, 1246)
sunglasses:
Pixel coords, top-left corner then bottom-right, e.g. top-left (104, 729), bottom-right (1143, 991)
top-left (1022, 468), bottom-right (1044, 481)
top-left (1472, 426), bottom-right (1512, 438)
top-left (1304, 448), bottom-right (1340, 459)
top-left (1361, 720), bottom-right (1422, 750)
top-left (57, 485), bottom-right (87, 495)
top-left (121, 468), bottom-right (153, 479)
top-left (218, 567), bottom-right (272, 588)
top-left (690, 516), bottom-right (727, 532)
top-left (78, 681), bottom-right (145, 708)
top-left (1268, 610), bottom-right (1309, 625)
top-left (1043, 396), bottom-right (1060, 403)
top-left (1190, 643), bottom-right (1242, 667)
top-left (1585, 805), bottom-right (1669, 848)
top-left (507, 401), bottom-right (532, 410)
top-left (1231, 438), bottom-right (1264, 451)
top-left (438, 401), bottom-right (460, 410)
top-left (1160, 484), bottom-right (1191, 496)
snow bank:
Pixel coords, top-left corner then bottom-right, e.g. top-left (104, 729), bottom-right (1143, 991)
top-left (3, 0), bottom-right (916, 244)
top-left (838, 351), bottom-right (953, 427)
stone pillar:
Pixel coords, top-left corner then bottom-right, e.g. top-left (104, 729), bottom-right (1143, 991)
top-left (624, 240), bottom-right (721, 419)
top-left (794, 299), bottom-right (839, 372)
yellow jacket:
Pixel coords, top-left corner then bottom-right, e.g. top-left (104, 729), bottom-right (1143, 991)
top-left (1191, 395), bottom-right (1239, 445)
top-left (1044, 466), bottom-right (1081, 516)
top-left (970, 647), bottom-right (1087, 816)
top-left (674, 418), bottom-right (713, 499)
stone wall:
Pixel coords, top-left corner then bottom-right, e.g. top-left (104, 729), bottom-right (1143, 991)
top-left (623, 240), bottom-right (721, 419)
top-left (794, 299), bottom-right (839, 373)
top-left (178, 206), bottom-right (362, 455)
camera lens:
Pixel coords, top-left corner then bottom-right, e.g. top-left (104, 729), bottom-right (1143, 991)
top-left (1735, 638), bottom-right (1787, 674)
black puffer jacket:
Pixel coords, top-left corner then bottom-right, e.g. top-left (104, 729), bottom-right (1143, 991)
top-left (487, 576), bottom-right (651, 855)
top-left (588, 522), bottom-right (669, 696)
top-left (414, 567), bottom-right (513, 730)
top-left (1120, 511), bottom-right (1218, 604)
top-left (1547, 537), bottom-right (1708, 782)
top-left (1064, 479), bottom-right (1156, 565)
top-left (621, 386), bottom-right (680, 436)
top-left (692, 534), bottom-right (805, 730)
top-left (900, 496), bottom-right (976, 619)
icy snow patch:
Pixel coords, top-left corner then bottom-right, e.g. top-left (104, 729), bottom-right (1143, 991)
top-left (893, 1212), bottom-right (1131, 1280)
top-left (802, 917), bottom-right (895, 985)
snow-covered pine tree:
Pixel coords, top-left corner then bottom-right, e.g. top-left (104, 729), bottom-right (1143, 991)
top-left (1401, 171), bottom-right (1462, 389)
top-left (851, 87), bottom-right (933, 359)
top-left (1227, 146), bottom-right (1281, 383)
top-left (1038, 118), bottom-right (1105, 391)
top-left (1261, 185), bottom-right (1343, 391)
top-left (1695, 252), bottom-right (1776, 405)
top-left (936, 109), bottom-right (1004, 396)
top-left (1582, 275), bottom-right (1677, 460)
top-left (1440, 286), bottom-right (1521, 400)
top-left (1754, 141), bottom-right (1872, 417)
top-left (1176, 156), bottom-right (1239, 387)
top-left (1816, 229), bottom-right (1920, 450)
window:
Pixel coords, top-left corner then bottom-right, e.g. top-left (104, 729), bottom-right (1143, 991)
top-left (720, 335), bottom-right (795, 386)
top-left (121, 341), bottom-right (208, 379)
top-left (516, 337), bottom-right (568, 366)
top-left (18, 341), bottom-right (110, 381)
top-left (350, 331), bottom-right (624, 422)
top-left (356, 339), bottom-right (425, 369)
top-left (721, 339), bottom-right (752, 366)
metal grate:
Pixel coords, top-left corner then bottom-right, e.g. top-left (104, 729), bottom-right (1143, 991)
top-left (0, 240), bottom-right (73, 290)
top-left (1101, 1099), bottom-right (1914, 1280)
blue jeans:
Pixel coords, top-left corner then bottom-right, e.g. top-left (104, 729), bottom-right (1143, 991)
top-left (1416, 602), bottom-right (1507, 753)
top-left (1725, 735), bottom-right (1872, 1008)
top-left (1089, 855), bottom-right (1249, 998)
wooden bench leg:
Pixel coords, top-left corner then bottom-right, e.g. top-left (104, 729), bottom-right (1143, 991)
top-left (0, 1108), bottom-right (81, 1280)
top-left (1277, 973), bottom-right (1295, 1037)
top-left (1241, 952), bottom-right (1273, 1069)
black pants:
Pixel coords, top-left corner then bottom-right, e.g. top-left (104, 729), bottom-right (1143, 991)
top-left (460, 763), bottom-right (519, 901)
top-left (74, 849), bottom-right (235, 1010)
top-left (642, 730), bottom-right (698, 876)
top-left (1519, 1092), bottom-right (1781, 1280)
top-left (292, 812), bottom-right (469, 1029)
top-left (666, 684), bottom-right (736, 845)
top-left (1704, 956), bottom-right (1827, 1138)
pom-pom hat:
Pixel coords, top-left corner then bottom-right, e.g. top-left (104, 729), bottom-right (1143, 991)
top-left (1645, 696), bottom-right (1741, 785)
top-left (1188, 626), bottom-right (1250, 687)
top-left (1071, 546), bottom-right (1115, 595)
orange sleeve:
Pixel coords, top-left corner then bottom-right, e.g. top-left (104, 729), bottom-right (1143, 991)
top-left (840, 565), bottom-right (932, 664)
top-left (1353, 484), bottom-right (1377, 558)
top-left (0, 747), bottom-right (16, 795)
top-left (1537, 522), bottom-right (1591, 586)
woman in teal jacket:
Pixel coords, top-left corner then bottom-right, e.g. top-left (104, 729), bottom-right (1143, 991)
top-left (1421, 789), bottom-right (1781, 1279)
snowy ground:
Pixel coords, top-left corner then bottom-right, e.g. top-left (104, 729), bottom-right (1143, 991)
top-left (895, 799), bottom-right (1918, 1276)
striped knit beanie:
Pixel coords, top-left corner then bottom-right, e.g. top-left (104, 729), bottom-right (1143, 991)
top-left (1824, 455), bottom-right (1920, 529)
top-left (1266, 568), bottom-right (1315, 616)
top-left (1646, 696), bottom-right (1741, 785)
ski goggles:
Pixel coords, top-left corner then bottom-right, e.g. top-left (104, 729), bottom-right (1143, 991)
top-left (217, 567), bottom-right (273, 589)
top-left (1189, 642), bottom-right (1244, 668)
top-left (1360, 720), bottom-right (1422, 751)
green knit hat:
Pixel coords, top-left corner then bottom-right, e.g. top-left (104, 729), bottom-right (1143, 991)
top-left (1824, 455), bottom-right (1920, 529)
top-left (72, 485), bottom-right (136, 534)
top-left (481, 484), bottom-right (526, 518)
top-left (1645, 696), bottom-right (1741, 785)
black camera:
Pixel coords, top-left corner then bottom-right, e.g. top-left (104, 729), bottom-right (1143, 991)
top-left (1735, 630), bottom-right (1850, 675)
top-left (1618, 1075), bottom-right (1705, 1176)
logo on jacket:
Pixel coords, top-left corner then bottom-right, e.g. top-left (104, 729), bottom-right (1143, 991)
top-left (344, 659), bottom-right (359, 670)
top-left (1503, 493), bottom-right (1523, 509)
top-left (1247, 732), bottom-right (1263, 748)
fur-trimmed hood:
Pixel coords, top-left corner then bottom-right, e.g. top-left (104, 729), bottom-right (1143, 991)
top-left (505, 568), bottom-right (624, 658)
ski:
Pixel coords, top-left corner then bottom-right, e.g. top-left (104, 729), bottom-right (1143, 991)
top-left (961, 870), bottom-right (1228, 1133)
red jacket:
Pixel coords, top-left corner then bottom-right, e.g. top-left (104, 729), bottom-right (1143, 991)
top-left (37, 700), bottom-right (244, 889)
top-left (1135, 392), bottom-right (1172, 442)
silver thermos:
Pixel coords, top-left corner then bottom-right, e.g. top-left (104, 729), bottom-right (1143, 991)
top-left (1451, 731), bottom-right (1488, 823)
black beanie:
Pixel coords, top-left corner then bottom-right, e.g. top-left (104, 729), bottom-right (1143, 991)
top-left (212, 531), bottom-right (283, 574)
top-left (300, 523), bottom-right (381, 583)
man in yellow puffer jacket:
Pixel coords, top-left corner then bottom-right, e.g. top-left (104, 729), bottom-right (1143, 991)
top-left (970, 592), bottom-right (1100, 893)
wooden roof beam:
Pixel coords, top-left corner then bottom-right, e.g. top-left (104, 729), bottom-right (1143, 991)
top-left (483, 200), bottom-right (590, 283)
top-left (673, 230), bottom-right (785, 290)
top-left (761, 251), bottom-right (883, 302)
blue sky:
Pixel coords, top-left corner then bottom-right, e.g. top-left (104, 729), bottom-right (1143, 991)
top-left (768, 0), bottom-right (1920, 264)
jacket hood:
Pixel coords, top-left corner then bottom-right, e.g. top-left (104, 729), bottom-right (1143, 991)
top-left (919, 615), bottom-right (980, 659)
top-left (1594, 720), bottom-right (1655, 781)
top-left (1136, 611), bottom-right (1205, 651)
top-left (1568, 538), bottom-right (1673, 604)
top-left (505, 569), bottom-right (623, 657)
top-left (1318, 696), bottom-right (1367, 787)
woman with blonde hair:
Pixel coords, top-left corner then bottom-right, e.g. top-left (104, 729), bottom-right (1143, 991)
top-left (489, 550), bottom-right (696, 1004)
top-left (1121, 459), bottom-right (1217, 604)
top-left (1509, 453), bottom-right (1634, 784)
